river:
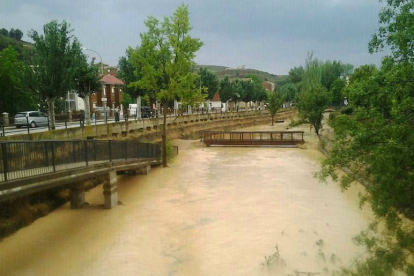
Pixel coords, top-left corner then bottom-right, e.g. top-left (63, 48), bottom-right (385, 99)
top-left (0, 122), bottom-right (372, 276)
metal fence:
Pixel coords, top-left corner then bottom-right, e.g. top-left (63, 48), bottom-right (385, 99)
top-left (0, 140), bottom-right (161, 182)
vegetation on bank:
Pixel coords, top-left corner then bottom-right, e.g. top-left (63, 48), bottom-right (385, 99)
top-left (316, 1), bottom-right (414, 275)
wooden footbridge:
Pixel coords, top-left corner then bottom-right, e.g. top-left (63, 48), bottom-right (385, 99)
top-left (202, 131), bottom-right (305, 146)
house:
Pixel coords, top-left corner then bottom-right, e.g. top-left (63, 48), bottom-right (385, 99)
top-left (89, 74), bottom-right (124, 116)
top-left (210, 92), bottom-right (225, 112)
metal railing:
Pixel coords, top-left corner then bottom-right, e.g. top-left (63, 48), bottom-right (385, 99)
top-left (202, 131), bottom-right (305, 146)
top-left (0, 140), bottom-right (161, 182)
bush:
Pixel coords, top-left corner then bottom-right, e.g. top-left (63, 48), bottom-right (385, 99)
top-left (339, 106), bottom-right (353, 115)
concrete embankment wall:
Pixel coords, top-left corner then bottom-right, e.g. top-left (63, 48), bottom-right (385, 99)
top-left (0, 109), bottom-right (295, 141)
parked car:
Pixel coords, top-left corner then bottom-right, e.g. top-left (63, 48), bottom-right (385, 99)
top-left (15, 111), bottom-right (48, 128)
top-left (141, 106), bottom-right (154, 118)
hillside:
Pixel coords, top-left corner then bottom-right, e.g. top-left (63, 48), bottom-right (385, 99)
top-left (195, 64), bottom-right (287, 84)
top-left (0, 35), bottom-right (34, 61)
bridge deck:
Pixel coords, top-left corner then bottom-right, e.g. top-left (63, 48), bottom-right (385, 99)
top-left (202, 131), bottom-right (305, 146)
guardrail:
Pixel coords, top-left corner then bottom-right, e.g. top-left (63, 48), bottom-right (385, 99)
top-left (0, 140), bottom-right (161, 182)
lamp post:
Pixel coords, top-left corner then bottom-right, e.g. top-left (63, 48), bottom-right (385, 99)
top-left (82, 47), bottom-right (104, 75)
top-left (82, 47), bottom-right (106, 124)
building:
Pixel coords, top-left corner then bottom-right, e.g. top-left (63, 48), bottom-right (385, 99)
top-left (262, 81), bottom-right (275, 92)
top-left (89, 74), bottom-right (124, 115)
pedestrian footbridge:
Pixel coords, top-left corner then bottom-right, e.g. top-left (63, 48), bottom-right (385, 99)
top-left (202, 131), bottom-right (305, 146)
top-left (0, 140), bottom-right (163, 209)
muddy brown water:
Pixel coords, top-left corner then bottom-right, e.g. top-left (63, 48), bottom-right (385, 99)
top-left (0, 122), bottom-right (372, 276)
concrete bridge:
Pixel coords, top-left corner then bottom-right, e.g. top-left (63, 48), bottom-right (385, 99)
top-left (0, 140), bottom-right (163, 209)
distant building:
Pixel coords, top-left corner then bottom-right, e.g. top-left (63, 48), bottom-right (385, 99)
top-left (262, 81), bottom-right (275, 92)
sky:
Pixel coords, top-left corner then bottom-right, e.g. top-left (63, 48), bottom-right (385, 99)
top-left (0, 0), bottom-right (387, 75)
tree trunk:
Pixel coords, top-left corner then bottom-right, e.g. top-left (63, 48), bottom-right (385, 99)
top-left (271, 115), bottom-right (274, 126)
top-left (162, 106), bottom-right (167, 167)
top-left (136, 95), bottom-right (141, 119)
top-left (84, 94), bottom-right (91, 125)
top-left (47, 98), bottom-right (56, 130)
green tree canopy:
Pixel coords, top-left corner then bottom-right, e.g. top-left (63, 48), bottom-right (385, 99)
top-left (218, 75), bottom-right (233, 105)
top-left (129, 4), bottom-right (203, 166)
top-left (0, 46), bottom-right (37, 115)
top-left (198, 67), bottom-right (219, 100)
top-left (29, 20), bottom-right (81, 129)
top-left (295, 52), bottom-right (328, 135)
top-left (318, 1), bottom-right (414, 274)
top-left (266, 91), bottom-right (283, 126)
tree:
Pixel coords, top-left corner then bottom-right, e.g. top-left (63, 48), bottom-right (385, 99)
top-left (320, 60), bottom-right (344, 91)
top-left (10, 29), bottom-right (23, 41)
top-left (295, 52), bottom-right (328, 135)
top-left (118, 48), bottom-right (147, 119)
top-left (329, 78), bottom-right (346, 106)
top-left (198, 67), bottom-right (218, 100)
top-left (231, 79), bottom-right (242, 110)
top-left (318, 1), bottom-right (414, 274)
top-left (279, 83), bottom-right (297, 103)
top-left (29, 20), bottom-right (80, 129)
top-left (288, 66), bottom-right (304, 84)
top-left (219, 76), bottom-right (233, 110)
top-left (369, 0), bottom-right (414, 63)
top-left (73, 49), bottom-right (101, 124)
top-left (0, 46), bottom-right (37, 114)
top-left (130, 4), bottom-right (203, 167)
top-left (266, 92), bottom-right (282, 126)
top-left (0, 28), bottom-right (8, 37)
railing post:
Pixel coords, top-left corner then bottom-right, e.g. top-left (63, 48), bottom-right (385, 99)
top-left (108, 140), bottom-right (112, 162)
top-left (51, 141), bottom-right (56, 172)
top-left (125, 141), bottom-right (127, 161)
top-left (72, 141), bottom-right (76, 163)
top-left (135, 143), bottom-right (139, 159)
top-left (44, 141), bottom-right (49, 167)
top-left (94, 140), bottom-right (97, 161)
top-left (2, 143), bottom-right (8, 181)
top-left (84, 141), bottom-right (88, 166)
top-left (26, 116), bottom-right (30, 135)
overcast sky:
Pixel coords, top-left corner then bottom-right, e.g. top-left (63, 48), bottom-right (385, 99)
top-left (0, 0), bottom-right (387, 75)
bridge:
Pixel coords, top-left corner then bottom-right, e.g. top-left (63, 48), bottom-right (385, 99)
top-left (0, 140), bottom-right (163, 209)
top-left (202, 130), bottom-right (305, 146)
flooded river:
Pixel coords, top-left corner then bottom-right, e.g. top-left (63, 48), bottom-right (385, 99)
top-left (0, 122), bottom-right (372, 276)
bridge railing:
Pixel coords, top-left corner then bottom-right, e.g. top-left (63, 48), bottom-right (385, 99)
top-left (0, 140), bottom-right (161, 182)
top-left (202, 131), bottom-right (305, 146)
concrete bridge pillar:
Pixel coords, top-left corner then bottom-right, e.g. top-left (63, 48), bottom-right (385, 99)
top-left (103, 171), bottom-right (118, 209)
top-left (70, 185), bottom-right (85, 209)
top-left (137, 165), bottom-right (151, 175)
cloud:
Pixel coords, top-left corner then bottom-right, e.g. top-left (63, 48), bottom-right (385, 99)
top-left (0, 0), bottom-right (387, 74)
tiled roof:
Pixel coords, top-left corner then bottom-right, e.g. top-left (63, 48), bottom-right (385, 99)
top-left (100, 74), bottom-right (124, 85)
top-left (211, 92), bottom-right (220, 101)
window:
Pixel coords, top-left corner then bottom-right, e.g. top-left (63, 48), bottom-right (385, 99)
top-left (29, 112), bottom-right (38, 117)
top-left (103, 87), bottom-right (106, 96)
top-left (112, 87), bottom-right (115, 94)
top-left (93, 102), bottom-right (97, 108)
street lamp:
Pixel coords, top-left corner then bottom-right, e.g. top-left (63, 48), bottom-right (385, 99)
top-left (82, 47), bottom-right (106, 123)
top-left (82, 47), bottom-right (104, 75)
